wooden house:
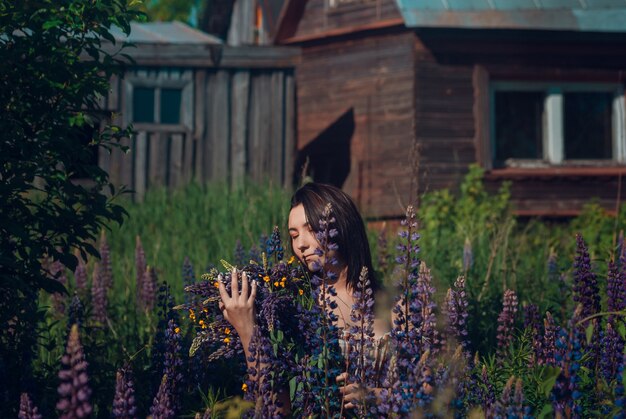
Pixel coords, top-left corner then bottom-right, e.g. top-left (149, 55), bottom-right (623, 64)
top-left (274, 0), bottom-right (626, 218)
top-left (101, 20), bottom-right (299, 200)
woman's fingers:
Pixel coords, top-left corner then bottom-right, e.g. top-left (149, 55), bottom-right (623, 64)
top-left (240, 270), bottom-right (248, 301)
top-left (247, 278), bottom-right (257, 305)
top-left (217, 274), bottom-right (230, 303)
top-left (231, 268), bottom-right (239, 297)
top-left (336, 372), bottom-right (348, 384)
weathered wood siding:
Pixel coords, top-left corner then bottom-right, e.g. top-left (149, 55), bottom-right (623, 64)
top-left (296, 30), bottom-right (416, 218)
top-left (415, 32), bottom-right (626, 215)
top-left (294, 0), bottom-right (402, 40)
top-left (414, 38), bottom-right (476, 196)
top-left (101, 66), bottom-right (296, 200)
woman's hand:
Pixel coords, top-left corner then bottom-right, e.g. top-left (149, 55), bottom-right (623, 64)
top-left (218, 268), bottom-right (257, 346)
top-left (337, 372), bottom-right (368, 409)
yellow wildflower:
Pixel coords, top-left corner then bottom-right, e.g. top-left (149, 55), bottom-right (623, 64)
top-left (288, 256), bottom-right (295, 264)
top-left (224, 337), bottom-right (230, 343)
top-left (263, 275), bottom-right (270, 283)
top-left (224, 328), bottom-right (231, 335)
top-left (274, 281), bottom-right (279, 287)
top-left (299, 289), bottom-right (304, 296)
top-left (174, 327), bottom-right (180, 334)
top-left (242, 383), bottom-right (248, 392)
top-left (280, 282), bottom-right (285, 288)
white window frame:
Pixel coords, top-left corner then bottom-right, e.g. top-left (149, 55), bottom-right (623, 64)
top-left (490, 81), bottom-right (626, 167)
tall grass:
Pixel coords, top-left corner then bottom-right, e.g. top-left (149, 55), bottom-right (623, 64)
top-left (108, 180), bottom-right (291, 297)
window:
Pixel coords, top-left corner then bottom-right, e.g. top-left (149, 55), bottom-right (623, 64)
top-left (124, 69), bottom-right (192, 129)
top-left (131, 86), bottom-right (182, 125)
top-left (491, 82), bottom-right (625, 168)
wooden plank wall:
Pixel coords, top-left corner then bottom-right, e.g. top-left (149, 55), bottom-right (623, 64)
top-left (296, 31), bottom-right (416, 218)
top-left (101, 66), bottom-right (296, 200)
top-left (294, 0), bottom-right (401, 39)
top-left (413, 39), bottom-right (477, 195)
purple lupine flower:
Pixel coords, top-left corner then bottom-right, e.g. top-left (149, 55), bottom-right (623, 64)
top-left (266, 226), bottom-right (284, 263)
top-left (67, 293), bottom-right (85, 335)
top-left (19, 393), bottom-right (42, 419)
top-left (233, 239), bottom-right (246, 266)
top-left (99, 231), bottom-right (113, 290)
top-left (139, 266), bottom-right (157, 311)
top-left (112, 367), bottom-right (137, 419)
top-left (478, 365), bottom-right (496, 417)
top-left (614, 351), bottom-right (625, 414)
top-left (524, 303), bottom-right (541, 366)
top-left (182, 257), bottom-right (195, 306)
top-left (57, 324), bottom-right (92, 419)
top-left (496, 289), bottom-right (518, 358)
top-left (552, 306), bottom-right (584, 418)
top-left (74, 257), bottom-right (88, 292)
top-left (135, 236), bottom-right (146, 293)
top-left (91, 262), bottom-right (107, 324)
top-left (618, 230), bottom-right (625, 271)
top-left (346, 267), bottom-right (377, 416)
top-left (495, 376), bottom-right (527, 418)
top-left (607, 260), bottom-right (626, 323)
top-left (572, 234), bottom-right (601, 319)
top-left (149, 374), bottom-right (175, 419)
top-left (51, 260), bottom-right (67, 316)
top-left (462, 237), bottom-right (473, 272)
top-left (416, 262), bottom-right (441, 354)
top-left (547, 249), bottom-right (559, 280)
top-left (601, 322), bottom-right (624, 382)
top-left (444, 276), bottom-right (470, 352)
top-left (387, 205), bottom-right (427, 414)
top-left (538, 311), bottom-right (558, 366)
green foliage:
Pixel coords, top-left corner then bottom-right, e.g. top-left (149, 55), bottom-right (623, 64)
top-left (108, 181), bottom-right (291, 296)
top-left (0, 0), bottom-right (142, 414)
top-left (139, 0), bottom-right (199, 24)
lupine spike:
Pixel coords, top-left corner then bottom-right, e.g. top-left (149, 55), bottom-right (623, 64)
top-left (572, 234), bottom-right (601, 319)
top-left (496, 289), bottom-right (518, 358)
top-left (607, 260), bottom-right (626, 323)
top-left (139, 266), bottom-right (157, 311)
top-left (444, 276), bottom-right (470, 352)
top-left (539, 311), bottom-right (558, 366)
top-left (99, 230), bottom-right (113, 290)
top-left (74, 256), bottom-right (88, 292)
top-left (182, 257), bottom-right (195, 306)
top-left (112, 367), bottom-right (138, 419)
top-left (91, 262), bottom-right (108, 324)
top-left (19, 393), bottom-right (42, 419)
top-left (57, 324), bottom-right (92, 419)
top-left (266, 226), bottom-right (284, 263)
top-left (149, 374), bottom-right (175, 419)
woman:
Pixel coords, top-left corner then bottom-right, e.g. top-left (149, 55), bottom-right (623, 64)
top-left (218, 182), bottom-right (389, 410)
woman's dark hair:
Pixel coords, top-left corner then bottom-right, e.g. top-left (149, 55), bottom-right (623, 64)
top-left (290, 182), bottom-right (379, 293)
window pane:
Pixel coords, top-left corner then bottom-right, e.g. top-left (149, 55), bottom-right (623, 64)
top-left (160, 88), bottom-right (182, 125)
top-left (563, 92), bottom-right (612, 160)
top-left (494, 91), bottom-right (544, 165)
top-left (133, 87), bottom-right (155, 123)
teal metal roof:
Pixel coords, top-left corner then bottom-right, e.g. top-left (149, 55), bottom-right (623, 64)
top-left (395, 0), bottom-right (626, 32)
top-left (109, 21), bottom-right (222, 45)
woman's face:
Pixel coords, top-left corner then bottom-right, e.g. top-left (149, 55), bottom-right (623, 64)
top-left (288, 204), bottom-right (322, 272)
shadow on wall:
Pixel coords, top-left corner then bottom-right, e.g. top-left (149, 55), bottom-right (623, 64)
top-left (294, 108), bottom-right (355, 188)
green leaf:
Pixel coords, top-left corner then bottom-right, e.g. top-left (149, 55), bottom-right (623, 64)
top-left (42, 19), bottom-right (62, 30)
top-left (540, 366), bottom-right (561, 397)
top-left (537, 404), bottom-right (553, 419)
top-left (585, 322), bottom-right (594, 344)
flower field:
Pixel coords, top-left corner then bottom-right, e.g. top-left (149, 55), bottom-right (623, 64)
top-left (12, 171), bottom-right (626, 418)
